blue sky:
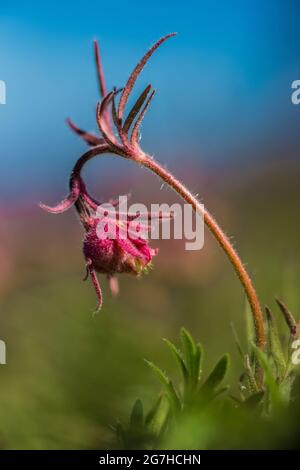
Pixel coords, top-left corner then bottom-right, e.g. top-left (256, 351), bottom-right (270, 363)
top-left (0, 0), bottom-right (300, 200)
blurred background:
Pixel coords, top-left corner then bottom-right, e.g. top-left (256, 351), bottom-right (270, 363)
top-left (0, 0), bottom-right (300, 449)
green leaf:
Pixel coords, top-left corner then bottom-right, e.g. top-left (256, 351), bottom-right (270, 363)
top-left (180, 328), bottom-right (196, 369)
top-left (195, 343), bottom-right (203, 382)
top-left (180, 328), bottom-right (202, 388)
top-left (251, 343), bottom-right (283, 408)
top-left (243, 354), bottom-right (259, 394)
top-left (145, 360), bottom-right (181, 413)
top-left (245, 300), bottom-right (256, 352)
top-left (163, 338), bottom-right (188, 384)
top-left (145, 394), bottom-right (170, 438)
top-left (202, 354), bottom-right (229, 392)
top-left (279, 375), bottom-right (295, 405)
top-left (265, 307), bottom-right (287, 380)
top-left (130, 399), bottom-right (144, 429)
top-left (144, 360), bottom-right (169, 386)
top-left (230, 322), bottom-right (244, 359)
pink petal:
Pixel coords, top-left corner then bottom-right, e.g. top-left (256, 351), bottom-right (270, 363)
top-left (39, 180), bottom-right (80, 214)
top-left (117, 238), bottom-right (146, 260)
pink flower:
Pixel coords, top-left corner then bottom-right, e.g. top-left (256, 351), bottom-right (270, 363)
top-left (39, 34), bottom-right (174, 311)
top-left (39, 33), bottom-right (267, 351)
top-left (82, 212), bottom-right (158, 309)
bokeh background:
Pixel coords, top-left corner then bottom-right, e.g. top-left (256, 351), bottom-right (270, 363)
top-left (0, 0), bottom-right (300, 449)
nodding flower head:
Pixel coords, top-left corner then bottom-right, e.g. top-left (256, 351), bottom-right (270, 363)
top-left (84, 223), bottom-right (156, 277)
top-left (39, 33), bottom-right (266, 353)
top-left (82, 204), bottom-right (159, 310)
top-left (40, 34), bottom-right (176, 311)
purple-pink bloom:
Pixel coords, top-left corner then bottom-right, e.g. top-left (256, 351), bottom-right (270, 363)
top-left (40, 34), bottom-right (174, 312)
top-left (83, 214), bottom-right (158, 310)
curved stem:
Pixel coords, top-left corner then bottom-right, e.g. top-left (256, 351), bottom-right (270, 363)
top-left (71, 147), bottom-right (266, 350)
top-left (142, 157), bottom-right (266, 350)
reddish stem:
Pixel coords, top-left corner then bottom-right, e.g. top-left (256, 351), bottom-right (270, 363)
top-left (71, 147), bottom-right (266, 350)
top-left (143, 158), bottom-right (266, 350)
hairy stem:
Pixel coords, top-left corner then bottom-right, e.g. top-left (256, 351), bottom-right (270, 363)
top-left (72, 146), bottom-right (266, 351)
top-left (142, 157), bottom-right (266, 350)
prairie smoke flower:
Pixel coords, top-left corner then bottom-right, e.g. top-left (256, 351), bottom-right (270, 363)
top-left (40, 35), bottom-right (175, 310)
top-left (41, 169), bottom-right (166, 311)
top-left (40, 34), bottom-right (266, 360)
top-left (81, 205), bottom-right (159, 309)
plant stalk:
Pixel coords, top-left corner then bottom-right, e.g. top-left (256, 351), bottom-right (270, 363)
top-left (141, 156), bottom-right (266, 351)
top-left (72, 146), bottom-right (266, 351)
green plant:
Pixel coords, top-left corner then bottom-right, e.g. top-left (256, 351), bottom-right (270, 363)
top-left (114, 328), bottom-right (230, 449)
top-left (146, 328), bottom-right (229, 412)
top-left (113, 396), bottom-right (170, 450)
top-left (237, 299), bottom-right (300, 411)
top-left (114, 311), bottom-right (299, 449)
